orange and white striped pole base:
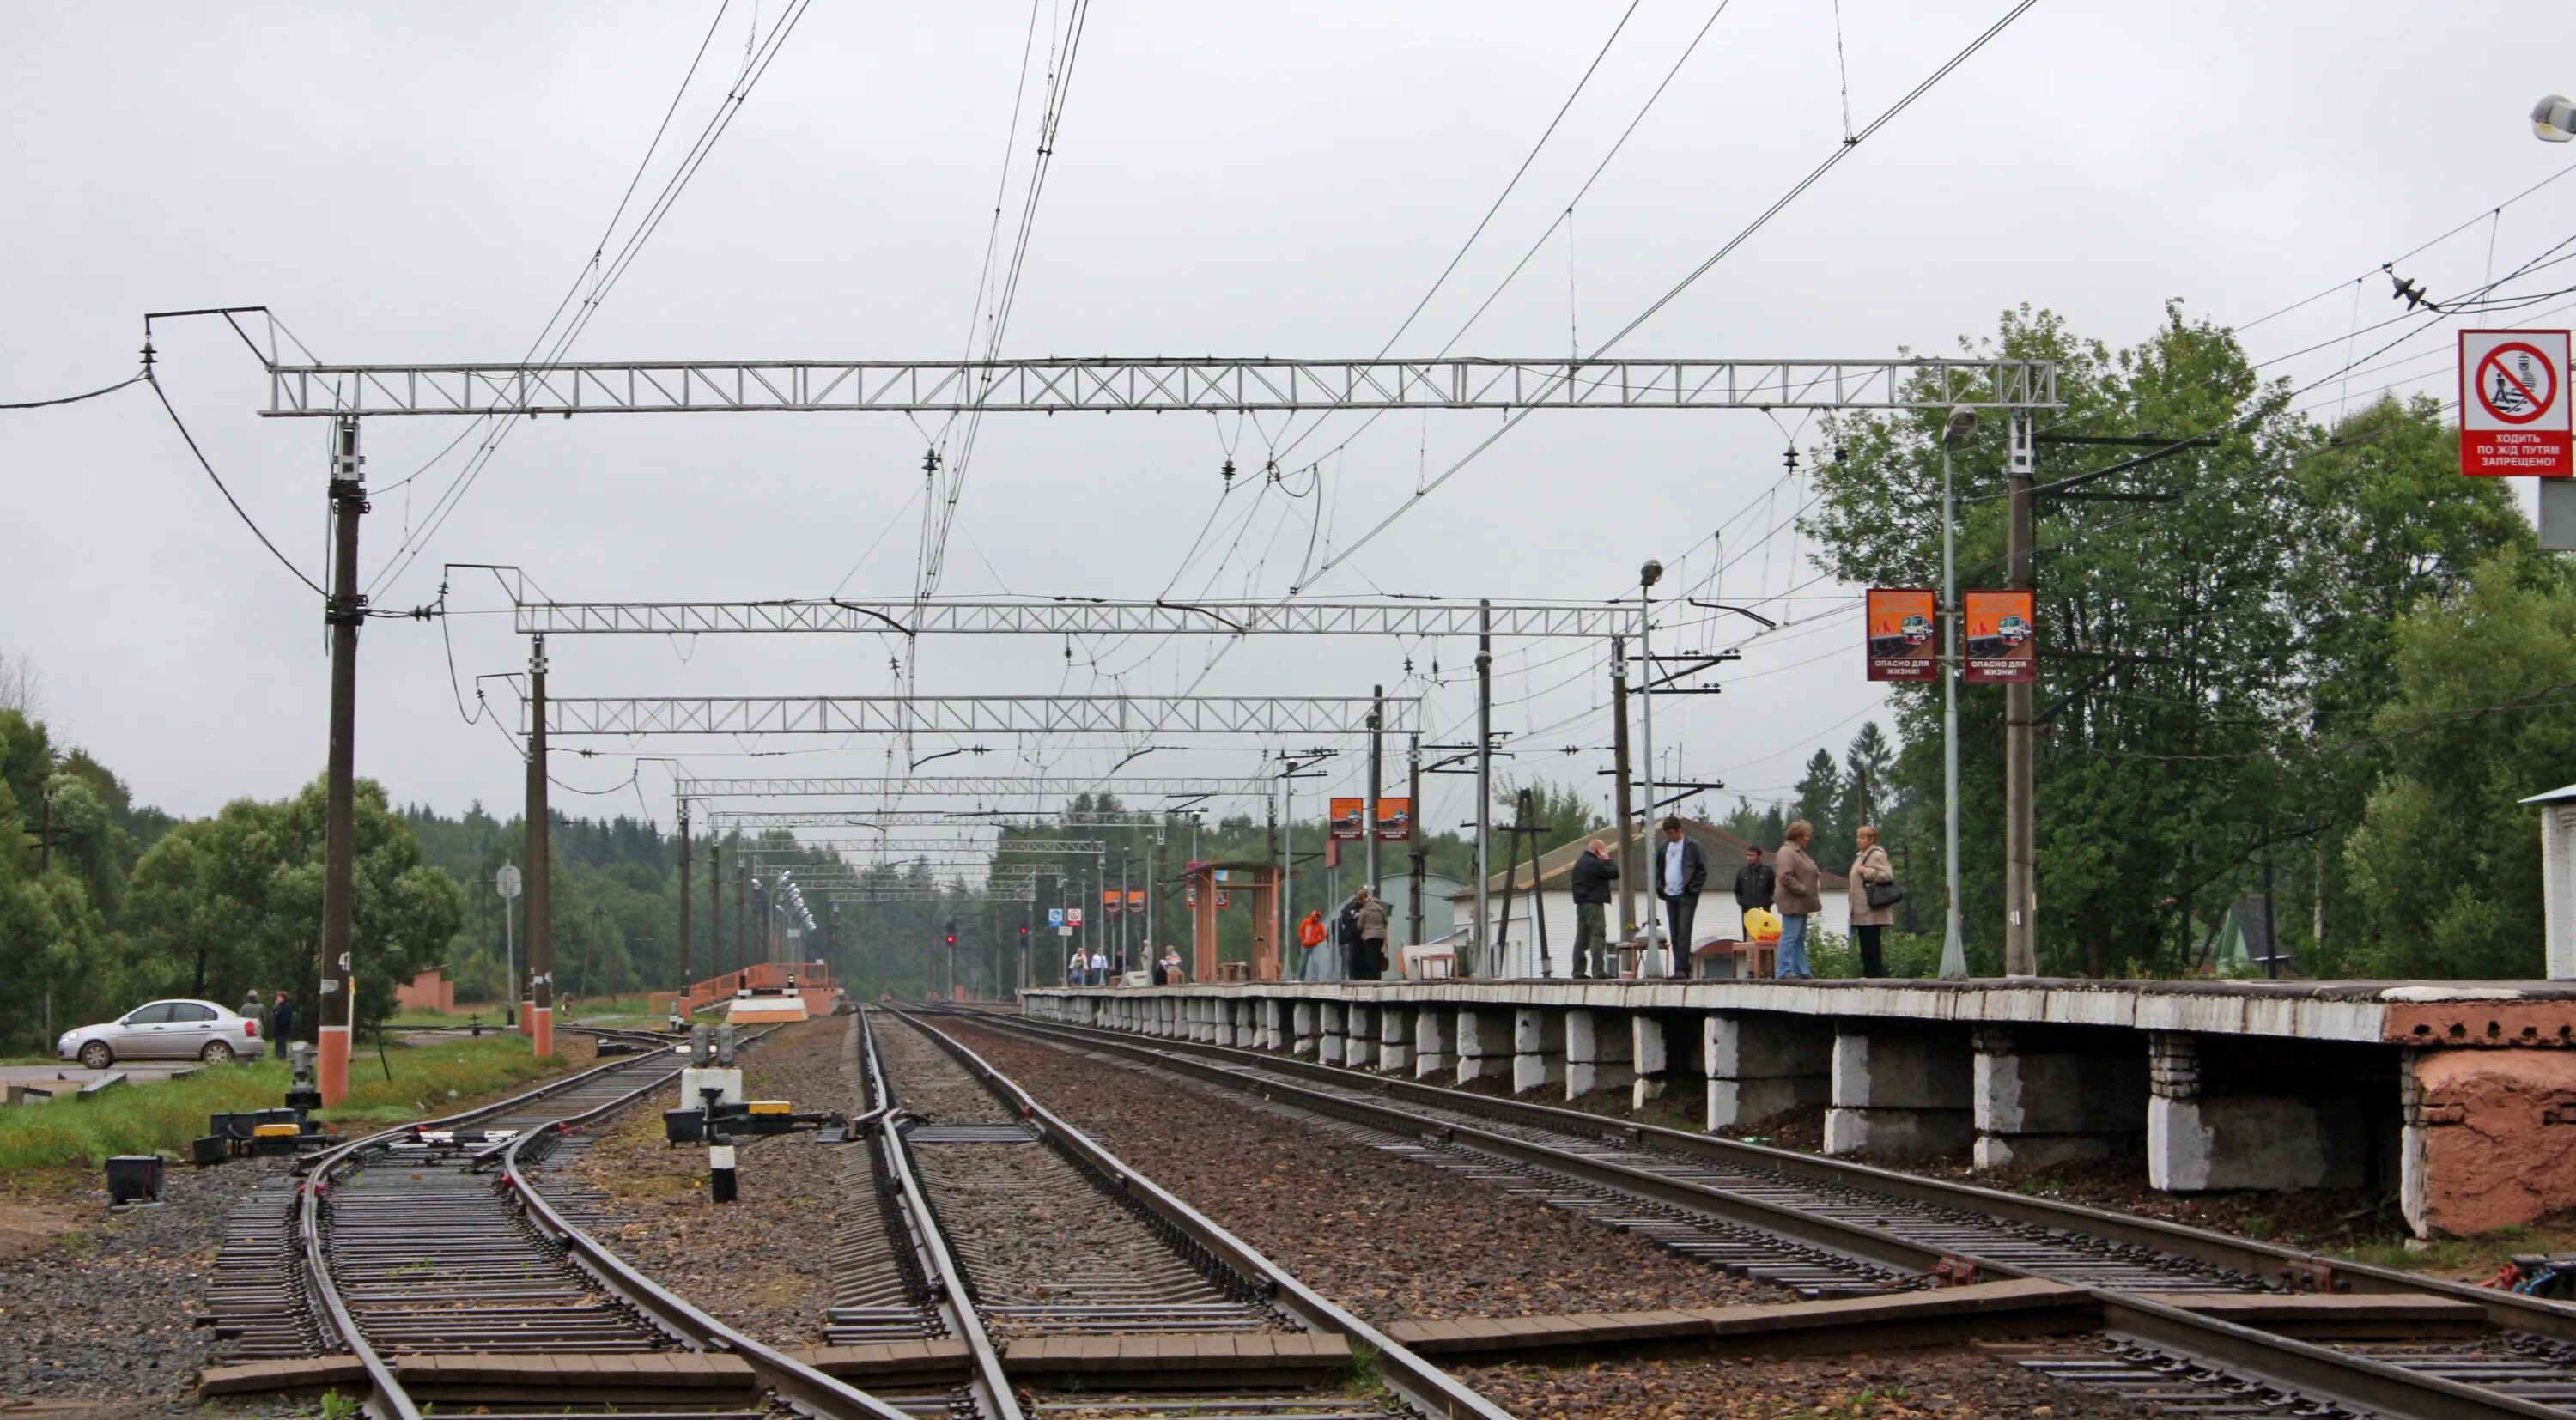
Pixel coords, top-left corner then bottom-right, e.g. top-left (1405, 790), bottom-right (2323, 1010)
top-left (317, 1024), bottom-right (351, 1106)
top-left (531, 1006), bottom-right (553, 1058)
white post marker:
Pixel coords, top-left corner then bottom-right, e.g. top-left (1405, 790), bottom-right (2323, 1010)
top-left (2459, 329), bottom-right (2572, 476)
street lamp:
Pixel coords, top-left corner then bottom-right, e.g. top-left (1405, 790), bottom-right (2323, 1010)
top-left (2536, 95), bottom-right (2576, 143)
top-left (1637, 559), bottom-right (1666, 978)
top-left (1938, 405), bottom-right (1979, 982)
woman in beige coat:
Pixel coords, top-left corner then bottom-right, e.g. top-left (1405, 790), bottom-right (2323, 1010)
top-left (1846, 824), bottom-right (1896, 977)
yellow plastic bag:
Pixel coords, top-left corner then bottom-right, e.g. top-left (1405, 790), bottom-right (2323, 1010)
top-left (1743, 907), bottom-right (1782, 942)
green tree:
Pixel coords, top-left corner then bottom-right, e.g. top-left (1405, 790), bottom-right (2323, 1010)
top-left (1794, 749), bottom-right (1846, 864)
top-left (1803, 303), bottom-right (2526, 976)
top-left (2343, 551), bottom-right (2576, 977)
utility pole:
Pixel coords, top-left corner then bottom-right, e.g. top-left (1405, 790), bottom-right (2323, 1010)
top-left (2002, 410), bottom-right (2038, 978)
top-left (317, 416), bottom-right (364, 1107)
top-left (524, 634), bottom-right (553, 1056)
top-left (1608, 633), bottom-right (1637, 950)
top-left (1939, 407), bottom-right (1977, 981)
top-left (1637, 562), bottom-right (1662, 976)
top-left (736, 857), bottom-right (748, 981)
top-left (1279, 764), bottom-right (1293, 978)
top-left (1474, 599), bottom-right (1492, 973)
top-left (1406, 733), bottom-right (1425, 950)
top-left (676, 801), bottom-right (692, 999)
top-left (709, 842), bottom-right (723, 979)
top-left (1119, 852), bottom-right (1131, 974)
top-left (584, 904), bottom-right (606, 1002)
top-left (1365, 684), bottom-right (1383, 901)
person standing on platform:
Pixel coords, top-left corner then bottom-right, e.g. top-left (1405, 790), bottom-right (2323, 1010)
top-left (1069, 944), bottom-right (1085, 986)
top-left (1088, 948), bottom-right (1109, 986)
top-left (1160, 945), bottom-right (1185, 984)
top-left (1296, 910), bottom-right (1327, 980)
top-left (1353, 887), bottom-right (1388, 980)
top-left (1774, 820), bottom-right (1822, 980)
top-left (1651, 816), bottom-right (1708, 980)
top-left (1733, 842), bottom-right (1776, 939)
top-left (1568, 839), bottom-right (1618, 979)
top-left (1846, 823), bottom-right (1898, 978)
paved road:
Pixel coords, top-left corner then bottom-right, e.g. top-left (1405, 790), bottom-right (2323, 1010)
top-left (0, 1062), bottom-right (212, 1095)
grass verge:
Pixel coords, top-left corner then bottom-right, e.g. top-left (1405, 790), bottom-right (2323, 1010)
top-left (0, 1035), bottom-right (575, 1172)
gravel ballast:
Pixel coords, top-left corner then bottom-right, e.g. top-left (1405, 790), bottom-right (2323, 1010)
top-left (569, 1014), bottom-right (860, 1347)
top-left (1461, 1350), bottom-right (2154, 1419)
top-left (929, 1016), bottom-right (1783, 1323)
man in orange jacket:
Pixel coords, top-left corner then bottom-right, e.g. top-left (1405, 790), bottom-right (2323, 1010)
top-left (1296, 910), bottom-right (1327, 980)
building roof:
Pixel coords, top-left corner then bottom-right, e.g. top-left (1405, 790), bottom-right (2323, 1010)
top-left (1449, 820), bottom-right (1848, 898)
top-left (2522, 783), bottom-right (2576, 806)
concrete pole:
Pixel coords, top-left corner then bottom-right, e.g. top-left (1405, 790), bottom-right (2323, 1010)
top-left (677, 802), bottom-right (692, 1000)
top-left (709, 843), bottom-right (722, 978)
top-left (1638, 564), bottom-right (1662, 976)
top-left (525, 634), bottom-right (553, 1056)
top-left (2003, 410), bottom-right (2038, 978)
top-left (317, 417), bottom-right (363, 1106)
top-left (1365, 684), bottom-right (1383, 902)
top-left (1407, 733), bottom-right (1425, 950)
top-left (1940, 439), bottom-right (1968, 980)
top-left (1608, 634), bottom-right (1637, 950)
top-left (1474, 599), bottom-right (1492, 973)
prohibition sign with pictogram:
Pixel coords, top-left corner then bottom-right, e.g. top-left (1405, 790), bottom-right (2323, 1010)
top-left (2459, 329), bottom-right (2572, 476)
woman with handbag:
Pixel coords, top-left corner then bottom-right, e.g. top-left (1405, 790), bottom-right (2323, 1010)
top-left (1848, 824), bottom-right (1900, 977)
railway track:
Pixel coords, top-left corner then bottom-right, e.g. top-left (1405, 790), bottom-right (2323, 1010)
top-left (209, 1023), bottom-right (914, 1420)
top-left (956, 1004), bottom-right (2576, 1420)
top-left (856, 1006), bottom-right (1507, 1420)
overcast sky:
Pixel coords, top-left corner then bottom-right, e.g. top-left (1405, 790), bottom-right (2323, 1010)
top-left (5, 1), bottom-right (2573, 863)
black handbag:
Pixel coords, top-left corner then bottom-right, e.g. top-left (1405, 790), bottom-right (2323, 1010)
top-left (1864, 878), bottom-right (1905, 910)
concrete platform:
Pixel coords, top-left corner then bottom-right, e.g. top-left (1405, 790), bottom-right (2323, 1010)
top-left (1030, 978), bottom-right (2576, 1238)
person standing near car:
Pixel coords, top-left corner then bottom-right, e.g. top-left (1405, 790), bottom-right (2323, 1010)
top-left (1650, 816), bottom-right (1708, 979)
top-left (1568, 839), bottom-right (1618, 979)
top-left (1774, 821), bottom-right (1822, 980)
top-left (268, 989), bottom-right (295, 1045)
top-left (1732, 843), bottom-right (1776, 940)
top-left (1846, 823), bottom-right (1898, 977)
top-left (239, 990), bottom-right (263, 1028)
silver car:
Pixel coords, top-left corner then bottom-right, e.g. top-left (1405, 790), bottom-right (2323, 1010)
top-left (58, 998), bottom-right (270, 1069)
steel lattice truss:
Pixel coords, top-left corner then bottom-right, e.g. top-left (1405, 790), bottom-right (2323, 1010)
top-left (738, 838), bottom-right (1109, 855)
top-left (525, 599), bottom-right (1629, 639)
top-left (709, 810), bottom-right (1149, 829)
top-left (264, 355), bottom-right (2058, 417)
top-left (808, 885), bottom-right (1037, 902)
top-left (532, 695), bottom-right (1412, 737)
top-left (680, 775), bottom-right (1283, 798)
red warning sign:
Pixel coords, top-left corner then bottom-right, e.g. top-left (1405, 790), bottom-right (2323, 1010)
top-left (2460, 330), bottom-right (2572, 477)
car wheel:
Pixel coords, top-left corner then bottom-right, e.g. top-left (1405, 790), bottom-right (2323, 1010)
top-left (199, 1040), bottom-right (235, 1065)
top-left (78, 1041), bottom-right (112, 1071)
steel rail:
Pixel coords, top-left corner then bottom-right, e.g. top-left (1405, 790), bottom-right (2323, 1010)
top-left (857, 1009), bottom-right (1024, 1420)
top-left (993, 1004), bottom-right (2576, 1344)
top-left (501, 1041), bottom-right (915, 1420)
top-left (295, 1044), bottom-right (703, 1419)
top-left (964, 1009), bottom-right (2569, 1420)
top-left (890, 1007), bottom-right (1514, 1420)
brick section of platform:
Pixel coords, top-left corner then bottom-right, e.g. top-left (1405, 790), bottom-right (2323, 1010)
top-left (1382, 1278), bottom-right (2095, 1360)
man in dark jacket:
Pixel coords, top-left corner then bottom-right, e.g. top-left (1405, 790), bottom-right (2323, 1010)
top-left (1649, 816), bottom-right (1709, 979)
top-left (1732, 843), bottom-right (1776, 938)
top-left (1567, 838), bottom-right (1618, 979)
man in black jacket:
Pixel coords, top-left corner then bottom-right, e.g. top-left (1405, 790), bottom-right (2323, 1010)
top-left (1732, 843), bottom-right (1776, 938)
top-left (1650, 816), bottom-right (1709, 979)
top-left (1567, 839), bottom-right (1618, 979)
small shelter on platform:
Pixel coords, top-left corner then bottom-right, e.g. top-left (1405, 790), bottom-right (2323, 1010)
top-left (1180, 861), bottom-right (1281, 981)
top-left (2523, 783), bottom-right (2576, 980)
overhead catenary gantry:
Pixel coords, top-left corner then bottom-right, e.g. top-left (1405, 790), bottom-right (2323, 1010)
top-left (513, 597), bottom-right (1634, 639)
top-left (707, 810), bottom-right (1144, 830)
top-left (528, 695), bottom-right (1413, 737)
top-left (279, 343), bottom-right (2063, 1103)
top-left (737, 839), bottom-right (1108, 856)
top-left (264, 354), bottom-right (2057, 417)
top-left (675, 776), bottom-right (1279, 799)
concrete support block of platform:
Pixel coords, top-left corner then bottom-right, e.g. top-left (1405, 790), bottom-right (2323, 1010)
top-left (1565, 1009), bottom-right (1635, 1100)
top-left (1826, 1023), bottom-right (1973, 1158)
top-left (1457, 1009), bottom-right (1511, 1086)
top-left (1633, 1012), bottom-right (1694, 1111)
top-left (1515, 1006), bottom-right (1566, 1094)
top-left (1291, 1001), bottom-right (1319, 1058)
top-left (1416, 1009), bottom-right (1455, 1079)
top-left (1706, 1011), bottom-right (1832, 1131)
top-left (1972, 1026), bottom-right (2148, 1169)
top-left (1346, 1004), bottom-right (1376, 1071)
top-left (1319, 1001), bottom-right (1347, 1066)
top-left (2400, 1047), bottom-right (2576, 1236)
top-left (2147, 1032), bottom-right (2364, 1192)
top-left (1378, 1006), bottom-right (1413, 1074)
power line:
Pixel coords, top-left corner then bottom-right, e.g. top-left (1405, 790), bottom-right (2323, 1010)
top-left (0, 372), bottom-right (144, 410)
top-left (144, 371), bottom-right (325, 597)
